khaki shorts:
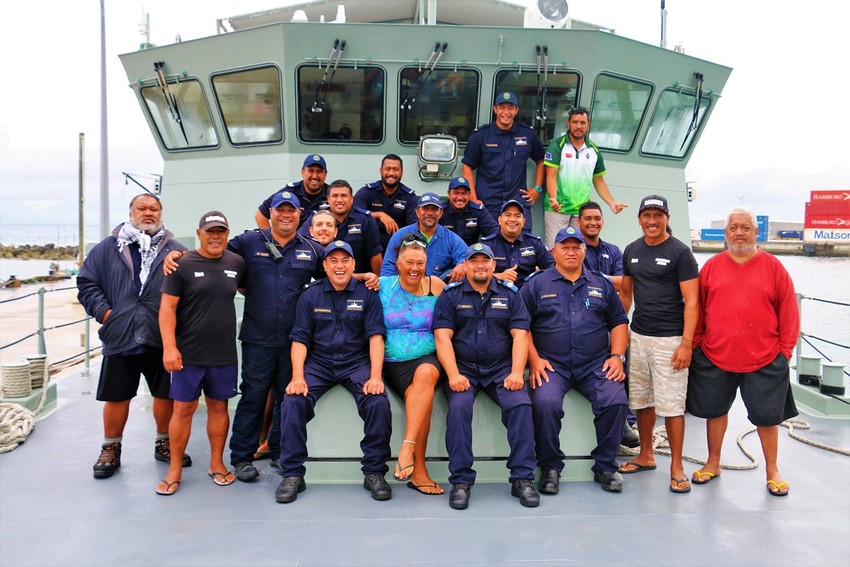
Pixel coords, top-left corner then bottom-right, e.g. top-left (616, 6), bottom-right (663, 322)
top-left (544, 211), bottom-right (579, 249)
top-left (628, 331), bottom-right (688, 417)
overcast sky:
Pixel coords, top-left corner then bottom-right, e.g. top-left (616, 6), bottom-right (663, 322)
top-left (1, 0), bottom-right (847, 232)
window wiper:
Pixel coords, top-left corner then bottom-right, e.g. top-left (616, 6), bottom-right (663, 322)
top-left (535, 44), bottom-right (549, 127)
top-left (680, 71), bottom-right (704, 151)
top-left (153, 61), bottom-right (189, 145)
top-left (402, 42), bottom-right (447, 110)
top-left (312, 39), bottom-right (346, 113)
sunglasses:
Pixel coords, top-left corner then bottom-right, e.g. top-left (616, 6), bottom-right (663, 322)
top-left (401, 239), bottom-right (427, 248)
top-left (568, 106), bottom-right (589, 117)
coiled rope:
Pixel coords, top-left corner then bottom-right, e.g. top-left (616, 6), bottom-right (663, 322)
top-left (0, 360), bottom-right (50, 454)
top-left (620, 419), bottom-right (850, 470)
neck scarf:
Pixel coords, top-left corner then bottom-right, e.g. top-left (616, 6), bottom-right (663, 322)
top-left (116, 221), bottom-right (166, 293)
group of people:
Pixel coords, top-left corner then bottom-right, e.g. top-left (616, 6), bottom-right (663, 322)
top-left (77, 93), bottom-right (799, 508)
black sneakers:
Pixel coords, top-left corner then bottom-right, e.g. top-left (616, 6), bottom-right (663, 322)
top-left (154, 437), bottom-right (192, 467)
top-left (93, 442), bottom-right (122, 479)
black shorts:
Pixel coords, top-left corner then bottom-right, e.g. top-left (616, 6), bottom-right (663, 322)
top-left (383, 354), bottom-right (443, 396)
top-left (96, 350), bottom-right (171, 402)
top-left (686, 348), bottom-right (798, 427)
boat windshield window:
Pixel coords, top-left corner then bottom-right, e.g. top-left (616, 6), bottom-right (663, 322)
top-left (211, 66), bottom-right (282, 146)
top-left (493, 69), bottom-right (580, 144)
top-left (398, 67), bottom-right (479, 144)
top-left (641, 88), bottom-right (712, 158)
top-left (296, 65), bottom-right (384, 143)
top-left (140, 79), bottom-right (218, 150)
top-left (590, 73), bottom-right (653, 152)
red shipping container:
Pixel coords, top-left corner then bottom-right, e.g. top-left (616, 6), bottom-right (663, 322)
top-left (810, 190), bottom-right (850, 202)
top-left (804, 214), bottom-right (850, 229)
top-left (806, 201), bottom-right (850, 216)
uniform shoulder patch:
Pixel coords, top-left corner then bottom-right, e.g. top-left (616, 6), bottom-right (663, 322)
top-left (354, 205), bottom-right (372, 216)
top-left (480, 233), bottom-right (495, 242)
top-left (305, 279), bottom-right (323, 289)
top-left (444, 281), bottom-right (463, 290)
top-left (470, 202), bottom-right (485, 210)
top-left (524, 270), bottom-right (543, 283)
top-left (497, 279), bottom-right (519, 292)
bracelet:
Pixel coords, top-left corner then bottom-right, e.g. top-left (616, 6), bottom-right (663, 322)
top-left (680, 338), bottom-right (693, 348)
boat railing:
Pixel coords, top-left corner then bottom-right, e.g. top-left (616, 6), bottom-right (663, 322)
top-left (794, 293), bottom-right (850, 405)
top-left (0, 285), bottom-right (99, 375)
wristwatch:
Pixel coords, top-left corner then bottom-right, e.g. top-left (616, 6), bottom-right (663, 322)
top-left (610, 354), bottom-right (626, 363)
top-left (533, 185), bottom-right (543, 193)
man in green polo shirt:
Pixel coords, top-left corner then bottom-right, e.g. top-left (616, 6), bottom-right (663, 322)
top-left (543, 107), bottom-right (627, 247)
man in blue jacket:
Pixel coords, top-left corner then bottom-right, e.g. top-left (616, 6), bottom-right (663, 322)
top-left (78, 194), bottom-right (190, 479)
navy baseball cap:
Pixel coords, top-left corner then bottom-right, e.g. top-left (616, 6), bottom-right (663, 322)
top-left (302, 154), bottom-right (327, 170)
top-left (494, 91), bottom-right (519, 106)
top-left (417, 192), bottom-right (443, 208)
top-left (500, 199), bottom-right (524, 214)
top-left (448, 177), bottom-right (471, 191)
top-left (325, 240), bottom-right (354, 258)
top-left (554, 226), bottom-right (586, 245)
top-left (638, 194), bottom-right (669, 214)
top-left (198, 210), bottom-right (229, 231)
top-left (270, 190), bottom-right (301, 210)
top-left (465, 242), bottom-right (495, 260)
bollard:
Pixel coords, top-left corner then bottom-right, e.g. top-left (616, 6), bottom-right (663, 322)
top-left (820, 362), bottom-right (846, 396)
top-left (37, 287), bottom-right (47, 356)
top-left (797, 355), bottom-right (821, 386)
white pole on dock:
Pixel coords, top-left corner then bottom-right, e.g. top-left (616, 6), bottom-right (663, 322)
top-left (78, 133), bottom-right (85, 268)
top-left (99, 0), bottom-right (110, 239)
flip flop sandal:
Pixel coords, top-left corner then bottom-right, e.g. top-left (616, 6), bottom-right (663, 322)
top-left (208, 471), bottom-right (236, 486)
top-left (156, 480), bottom-right (180, 496)
top-left (407, 481), bottom-right (443, 495)
top-left (692, 470), bottom-right (720, 484)
top-left (767, 480), bottom-right (790, 496)
top-left (670, 477), bottom-right (691, 494)
top-left (619, 460), bottom-right (657, 474)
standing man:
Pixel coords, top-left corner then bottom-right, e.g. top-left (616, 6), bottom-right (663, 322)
top-left (482, 199), bottom-right (553, 289)
top-left (255, 154), bottom-right (330, 229)
top-left (300, 179), bottom-right (383, 275)
top-left (521, 226), bottom-right (630, 494)
top-left (276, 241), bottom-right (392, 504)
top-left (156, 211), bottom-right (245, 495)
top-left (543, 107), bottom-right (627, 248)
top-left (228, 191), bottom-right (323, 481)
top-left (381, 193), bottom-right (468, 282)
top-left (439, 176), bottom-right (498, 246)
top-left (578, 201), bottom-right (639, 448)
top-left (354, 154), bottom-right (418, 252)
top-left (78, 194), bottom-right (190, 479)
top-left (618, 195), bottom-right (699, 494)
top-left (687, 207), bottom-right (799, 496)
top-left (462, 91), bottom-right (545, 229)
top-left (433, 243), bottom-right (539, 510)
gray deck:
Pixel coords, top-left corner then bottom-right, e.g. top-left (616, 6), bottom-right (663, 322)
top-left (2, 361), bottom-right (849, 567)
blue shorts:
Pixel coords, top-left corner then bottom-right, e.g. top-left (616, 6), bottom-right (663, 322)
top-left (170, 365), bottom-right (238, 402)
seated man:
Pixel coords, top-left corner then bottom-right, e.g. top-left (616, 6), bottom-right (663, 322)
top-left (439, 176), bottom-right (498, 246)
top-left (433, 243), bottom-right (539, 510)
top-left (482, 199), bottom-right (553, 289)
top-left (276, 241), bottom-right (392, 504)
top-left (521, 226), bottom-right (630, 494)
top-left (382, 193), bottom-right (468, 282)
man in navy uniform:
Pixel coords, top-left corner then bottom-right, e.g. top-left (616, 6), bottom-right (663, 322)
top-left (354, 154), bottom-right (418, 252)
top-left (521, 226), bottom-right (630, 494)
top-left (461, 91), bottom-right (545, 229)
top-left (439, 176), bottom-right (498, 246)
top-left (483, 199), bottom-right (553, 290)
top-left (255, 154), bottom-right (330, 229)
top-left (433, 243), bottom-right (539, 510)
top-left (276, 240), bottom-right (392, 504)
top-left (299, 179), bottom-right (383, 275)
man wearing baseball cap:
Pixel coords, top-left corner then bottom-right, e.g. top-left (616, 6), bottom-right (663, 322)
top-left (439, 176), bottom-right (498, 246)
top-left (433, 243), bottom-right (539, 509)
top-left (481, 199), bottom-right (553, 289)
top-left (255, 154), bottom-right (330, 229)
top-left (520, 226), bottom-right (630, 495)
top-left (618, 194), bottom-right (699, 495)
top-left (381, 192), bottom-right (468, 282)
top-left (156, 211), bottom-right (245, 495)
top-left (461, 91), bottom-right (546, 230)
top-left (277, 240), bottom-right (392, 504)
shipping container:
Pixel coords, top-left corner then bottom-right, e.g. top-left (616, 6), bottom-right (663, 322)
top-left (804, 215), bottom-right (850, 229)
top-left (700, 228), bottom-right (726, 241)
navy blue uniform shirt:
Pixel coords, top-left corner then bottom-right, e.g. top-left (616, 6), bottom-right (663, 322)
top-left (481, 231), bottom-right (554, 289)
top-left (433, 277), bottom-right (530, 381)
top-left (290, 277), bottom-right (385, 376)
top-left (521, 267), bottom-right (628, 378)
top-left (258, 181), bottom-right (330, 228)
top-left (354, 181), bottom-right (418, 250)
top-left (227, 230), bottom-right (322, 347)
top-left (299, 207), bottom-right (382, 274)
top-left (440, 202), bottom-right (498, 246)
top-left (461, 122), bottom-right (545, 206)
top-left (583, 239), bottom-right (624, 277)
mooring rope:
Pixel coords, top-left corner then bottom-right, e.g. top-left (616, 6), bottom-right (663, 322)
top-left (619, 418), bottom-right (850, 470)
top-left (0, 360), bottom-right (50, 454)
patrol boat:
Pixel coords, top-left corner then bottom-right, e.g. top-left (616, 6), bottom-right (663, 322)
top-left (1, 2), bottom-right (847, 566)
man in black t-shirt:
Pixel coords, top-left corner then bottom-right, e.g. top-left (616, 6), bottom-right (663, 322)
top-left (156, 211), bottom-right (245, 496)
top-left (618, 195), bottom-right (699, 495)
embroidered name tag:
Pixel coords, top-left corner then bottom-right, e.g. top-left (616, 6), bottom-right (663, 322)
top-left (224, 270), bottom-right (238, 278)
top-left (193, 272), bottom-right (205, 277)
top-left (655, 258), bottom-right (671, 266)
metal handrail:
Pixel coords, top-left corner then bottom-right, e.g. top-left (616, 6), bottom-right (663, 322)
top-left (796, 293), bottom-right (850, 379)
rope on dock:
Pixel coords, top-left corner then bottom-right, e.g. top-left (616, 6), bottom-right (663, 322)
top-left (0, 360), bottom-right (50, 454)
top-left (619, 418), bottom-right (850, 470)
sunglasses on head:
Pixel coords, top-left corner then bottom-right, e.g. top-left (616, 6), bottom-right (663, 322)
top-left (568, 106), bottom-right (589, 117)
top-left (401, 239), bottom-right (426, 248)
